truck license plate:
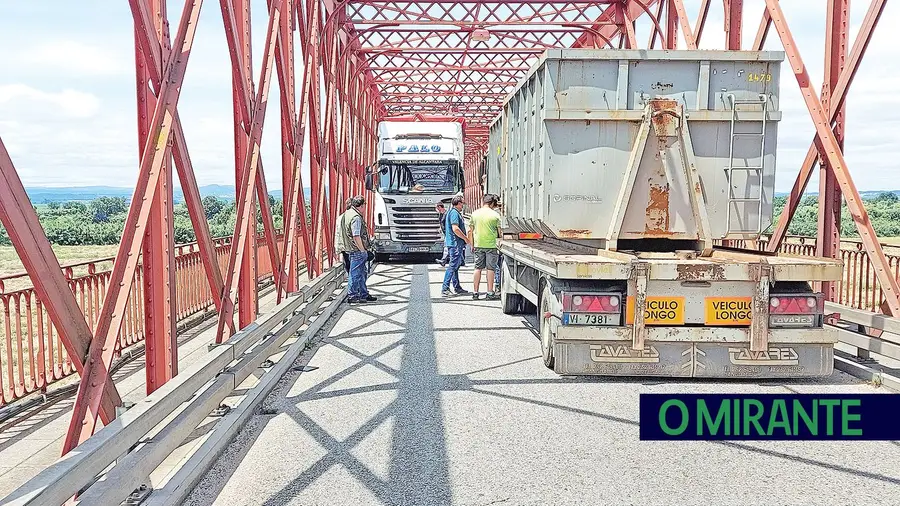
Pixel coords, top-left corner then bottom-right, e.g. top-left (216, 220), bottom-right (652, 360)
top-left (408, 246), bottom-right (430, 252)
top-left (626, 297), bottom-right (685, 325)
top-left (563, 313), bottom-right (618, 326)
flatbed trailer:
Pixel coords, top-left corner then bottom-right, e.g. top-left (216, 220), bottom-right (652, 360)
top-left (499, 237), bottom-right (843, 377)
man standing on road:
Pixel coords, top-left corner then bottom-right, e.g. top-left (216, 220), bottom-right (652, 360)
top-left (468, 194), bottom-right (502, 300)
top-left (335, 198), bottom-right (353, 274)
top-left (441, 196), bottom-right (471, 297)
top-left (436, 202), bottom-right (449, 266)
top-left (337, 196), bottom-right (377, 304)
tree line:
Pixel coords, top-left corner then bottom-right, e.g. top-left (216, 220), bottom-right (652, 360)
top-left (0, 196), bottom-right (310, 247)
top-left (771, 192), bottom-right (900, 238)
top-left (1, 192), bottom-right (899, 247)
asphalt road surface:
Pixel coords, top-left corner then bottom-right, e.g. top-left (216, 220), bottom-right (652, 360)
top-left (185, 262), bottom-right (900, 506)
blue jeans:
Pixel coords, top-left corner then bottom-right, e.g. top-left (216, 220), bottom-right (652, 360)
top-left (442, 244), bottom-right (465, 292)
top-left (348, 251), bottom-right (370, 299)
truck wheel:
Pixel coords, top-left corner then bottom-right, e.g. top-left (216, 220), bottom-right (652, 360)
top-left (500, 261), bottom-right (523, 314)
top-left (539, 284), bottom-right (556, 370)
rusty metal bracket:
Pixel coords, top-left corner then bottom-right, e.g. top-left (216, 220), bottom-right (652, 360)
top-left (749, 260), bottom-right (772, 352)
top-left (607, 106), bottom-right (652, 251)
top-left (629, 262), bottom-right (650, 350)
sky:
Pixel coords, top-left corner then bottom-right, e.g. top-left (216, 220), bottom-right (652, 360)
top-left (0, 0), bottom-right (898, 193)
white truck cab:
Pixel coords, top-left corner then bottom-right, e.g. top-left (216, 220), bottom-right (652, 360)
top-left (367, 120), bottom-right (465, 260)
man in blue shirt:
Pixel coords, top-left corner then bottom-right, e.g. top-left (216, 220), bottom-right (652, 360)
top-left (441, 196), bottom-right (471, 297)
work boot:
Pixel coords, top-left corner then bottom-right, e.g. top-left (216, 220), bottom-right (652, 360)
top-left (454, 288), bottom-right (470, 295)
top-left (365, 295), bottom-right (377, 302)
top-left (441, 289), bottom-right (453, 297)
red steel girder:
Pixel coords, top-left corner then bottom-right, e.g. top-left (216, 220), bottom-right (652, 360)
top-left (132, 0), bottom-right (233, 339)
top-left (347, 1), bottom-right (618, 25)
top-left (136, 0), bottom-right (178, 394)
top-left (63, 0), bottom-right (204, 455)
top-left (215, 0), bottom-right (284, 340)
top-left (724, 0), bottom-right (743, 50)
top-left (231, 0), bottom-right (259, 329)
top-left (763, 0), bottom-right (900, 315)
top-left (816, 0), bottom-right (849, 301)
top-left (767, 0), bottom-right (886, 252)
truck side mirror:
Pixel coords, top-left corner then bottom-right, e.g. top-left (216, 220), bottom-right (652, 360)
top-left (365, 169), bottom-right (374, 191)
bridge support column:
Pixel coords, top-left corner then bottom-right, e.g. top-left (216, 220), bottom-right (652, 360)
top-left (817, 0), bottom-right (849, 302)
top-left (137, 0), bottom-right (178, 394)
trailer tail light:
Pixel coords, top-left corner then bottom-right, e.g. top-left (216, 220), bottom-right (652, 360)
top-left (561, 292), bottom-right (623, 326)
top-left (562, 293), bottom-right (621, 313)
top-left (518, 232), bottom-right (543, 240)
top-left (768, 293), bottom-right (824, 328)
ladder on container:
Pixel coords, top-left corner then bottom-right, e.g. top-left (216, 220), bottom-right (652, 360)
top-left (724, 93), bottom-right (769, 235)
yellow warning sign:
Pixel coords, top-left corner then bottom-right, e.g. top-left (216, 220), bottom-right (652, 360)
top-left (626, 296), bottom-right (685, 325)
top-left (705, 297), bottom-right (752, 325)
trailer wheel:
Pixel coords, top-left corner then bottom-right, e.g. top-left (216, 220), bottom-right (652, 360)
top-left (539, 284), bottom-right (556, 370)
top-left (500, 261), bottom-right (523, 314)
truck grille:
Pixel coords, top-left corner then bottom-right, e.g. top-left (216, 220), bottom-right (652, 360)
top-left (389, 206), bottom-right (442, 242)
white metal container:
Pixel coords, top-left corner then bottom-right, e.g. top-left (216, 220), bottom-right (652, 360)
top-left (486, 49), bottom-right (784, 245)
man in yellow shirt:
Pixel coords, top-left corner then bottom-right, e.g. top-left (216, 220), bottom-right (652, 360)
top-left (467, 194), bottom-right (502, 300)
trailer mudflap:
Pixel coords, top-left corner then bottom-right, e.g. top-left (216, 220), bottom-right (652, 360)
top-left (555, 340), bottom-right (834, 378)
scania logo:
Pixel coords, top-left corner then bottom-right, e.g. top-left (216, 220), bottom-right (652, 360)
top-left (396, 144), bottom-right (442, 153)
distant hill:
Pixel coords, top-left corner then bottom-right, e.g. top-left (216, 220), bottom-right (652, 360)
top-left (24, 185), bottom-right (312, 204)
top-left (774, 190), bottom-right (900, 199)
top-left (25, 186), bottom-right (899, 203)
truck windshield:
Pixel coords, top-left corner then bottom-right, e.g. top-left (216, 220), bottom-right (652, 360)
top-left (377, 162), bottom-right (460, 194)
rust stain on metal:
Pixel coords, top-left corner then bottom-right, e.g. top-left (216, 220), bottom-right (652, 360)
top-left (558, 229), bottom-right (592, 238)
top-left (649, 98), bottom-right (679, 134)
top-left (676, 263), bottom-right (726, 281)
top-left (645, 184), bottom-right (670, 234)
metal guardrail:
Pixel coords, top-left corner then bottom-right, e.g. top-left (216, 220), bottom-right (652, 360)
top-left (0, 234), bottom-right (284, 407)
top-left (826, 302), bottom-right (900, 391)
top-left (0, 266), bottom-right (344, 506)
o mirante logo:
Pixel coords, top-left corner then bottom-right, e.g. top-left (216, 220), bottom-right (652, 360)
top-left (639, 394), bottom-right (899, 440)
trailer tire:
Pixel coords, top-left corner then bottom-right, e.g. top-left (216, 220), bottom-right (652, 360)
top-left (539, 284), bottom-right (556, 370)
top-left (500, 261), bottom-right (523, 314)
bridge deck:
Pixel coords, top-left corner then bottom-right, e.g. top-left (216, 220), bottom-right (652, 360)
top-left (183, 262), bottom-right (899, 506)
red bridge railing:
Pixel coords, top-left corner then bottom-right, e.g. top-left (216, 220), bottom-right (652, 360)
top-left (722, 235), bottom-right (900, 313)
top-left (0, 234), bottom-right (284, 407)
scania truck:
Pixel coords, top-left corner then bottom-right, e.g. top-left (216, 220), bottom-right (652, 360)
top-left (486, 49), bottom-right (842, 378)
top-left (367, 119), bottom-right (465, 261)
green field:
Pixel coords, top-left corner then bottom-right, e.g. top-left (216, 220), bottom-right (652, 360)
top-left (0, 245), bottom-right (118, 292)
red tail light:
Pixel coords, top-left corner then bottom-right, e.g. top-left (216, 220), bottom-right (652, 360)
top-left (768, 293), bottom-right (824, 328)
top-left (769, 295), bottom-right (823, 314)
top-left (562, 292), bottom-right (622, 313)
